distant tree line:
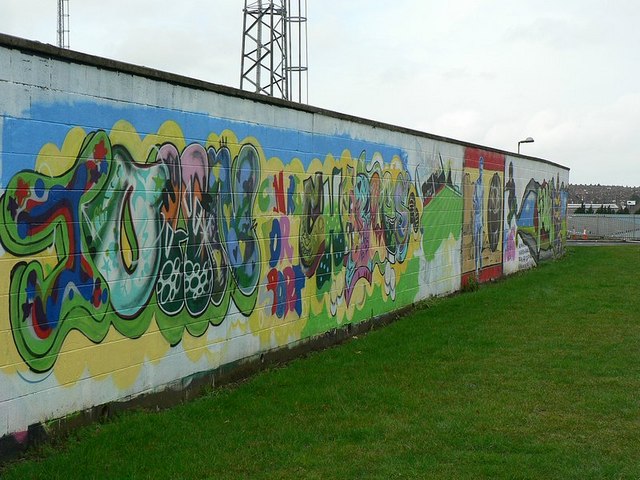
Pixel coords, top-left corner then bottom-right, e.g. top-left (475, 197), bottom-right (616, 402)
top-left (573, 202), bottom-right (631, 214)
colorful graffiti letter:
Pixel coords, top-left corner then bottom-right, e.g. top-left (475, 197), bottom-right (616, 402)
top-left (0, 130), bottom-right (263, 371)
top-left (1, 132), bottom-right (114, 372)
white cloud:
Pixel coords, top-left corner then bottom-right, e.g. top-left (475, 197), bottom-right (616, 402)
top-left (426, 109), bottom-right (483, 143)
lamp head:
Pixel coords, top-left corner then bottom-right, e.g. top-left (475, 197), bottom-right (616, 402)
top-left (517, 137), bottom-right (534, 154)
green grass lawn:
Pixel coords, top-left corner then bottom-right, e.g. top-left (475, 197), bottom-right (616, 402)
top-left (2, 246), bottom-right (640, 479)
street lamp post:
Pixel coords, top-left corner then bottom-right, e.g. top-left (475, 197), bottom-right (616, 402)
top-left (518, 136), bottom-right (534, 154)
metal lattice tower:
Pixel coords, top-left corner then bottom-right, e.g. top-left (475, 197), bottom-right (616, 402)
top-left (57, 0), bottom-right (70, 49)
top-left (240, 0), bottom-right (308, 103)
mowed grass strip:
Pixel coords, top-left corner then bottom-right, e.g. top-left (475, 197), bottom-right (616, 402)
top-left (3, 246), bottom-right (640, 479)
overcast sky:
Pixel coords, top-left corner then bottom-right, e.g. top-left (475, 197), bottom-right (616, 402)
top-left (1, 1), bottom-right (638, 185)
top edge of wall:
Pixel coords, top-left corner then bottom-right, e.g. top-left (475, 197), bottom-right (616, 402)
top-left (0, 32), bottom-right (569, 173)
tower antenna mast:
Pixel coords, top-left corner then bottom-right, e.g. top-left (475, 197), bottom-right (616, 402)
top-left (240, 0), bottom-right (308, 103)
top-left (57, 0), bottom-right (70, 49)
top-left (285, 0), bottom-right (308, 103)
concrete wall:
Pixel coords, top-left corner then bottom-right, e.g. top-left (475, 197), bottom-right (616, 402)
top-left (0, 35), bottom-right (569, 449)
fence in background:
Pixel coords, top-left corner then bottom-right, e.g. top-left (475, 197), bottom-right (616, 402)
top-left (568, 214), bottom-right (640, 240)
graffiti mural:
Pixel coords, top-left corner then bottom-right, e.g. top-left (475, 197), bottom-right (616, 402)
top-left (296, 154), bottom-right (420, 307)
top-left (0, 120), bottom-right (570, 378)
top-left (461, 148), bottom-right (504, 285)
top-left (0, 130), bottom-right (263, 371)
top-left (0, 124), bottom-right (430, 372)
top-left (0, 116), bottom-right (571, 385)
top-left (255, 149), bottom-right (425, 338)
top-left (505, 167), bottom-right (568, 268)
